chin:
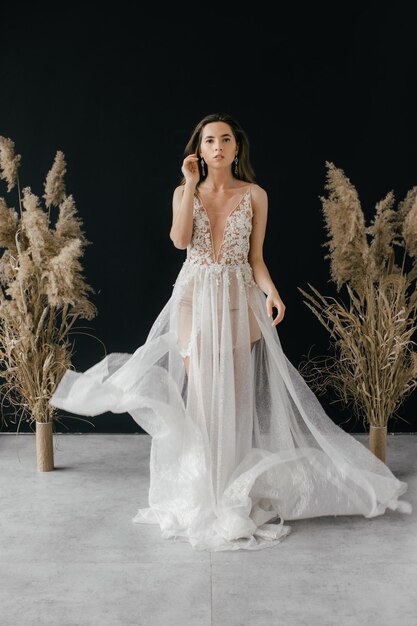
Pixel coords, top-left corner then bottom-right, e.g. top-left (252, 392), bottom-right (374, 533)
top-left (211, 161), bottom-right (230, 168)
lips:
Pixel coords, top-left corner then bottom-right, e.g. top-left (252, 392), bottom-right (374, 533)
top-left (214, 155), bottom-right (224, 159)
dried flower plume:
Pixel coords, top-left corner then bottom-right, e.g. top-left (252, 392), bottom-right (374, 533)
top-left (43, 150), bottom-right (67, 208)
top-left (0, 197), bottom-right (19, 249)
top-left (402, 194), bottom-right (417, 258)
top-left (320, 161), bottom-right (369, 293)
top-left (0, 136), bottom-right (21, 192)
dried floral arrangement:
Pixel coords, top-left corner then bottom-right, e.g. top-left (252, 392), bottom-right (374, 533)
top-left (298, 161), bottom-right (417, 459)
top-left (0, 136), bottom-right (97, 442)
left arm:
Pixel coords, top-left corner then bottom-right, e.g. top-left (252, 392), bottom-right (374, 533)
top-left (248, 185), bottom-right (286, 326)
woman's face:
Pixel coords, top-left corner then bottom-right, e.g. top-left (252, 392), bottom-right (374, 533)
top-left (199, 122), bottom-right (238, 172)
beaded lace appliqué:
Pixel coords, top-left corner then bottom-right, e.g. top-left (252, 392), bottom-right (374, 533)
top-left (187, 188), bottom-right (254, 267)
top-left (178, 187), bottom-right (257, 291)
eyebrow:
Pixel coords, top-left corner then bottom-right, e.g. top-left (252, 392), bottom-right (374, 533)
top-left (204, 133), bottom-right (232, 138)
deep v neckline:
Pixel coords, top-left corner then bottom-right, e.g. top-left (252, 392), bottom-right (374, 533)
top-left (197, 185), bottom-right (252, 263)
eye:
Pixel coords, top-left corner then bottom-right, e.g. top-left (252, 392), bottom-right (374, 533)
top-left (205, 138), bottom-right (213, 143)
top-left (223, 137), bottom-right (231, 142)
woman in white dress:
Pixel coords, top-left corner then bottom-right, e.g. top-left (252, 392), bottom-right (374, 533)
top-left (49, 113), bottom-right (412, 552)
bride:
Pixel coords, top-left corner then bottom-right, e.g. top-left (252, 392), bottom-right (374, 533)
top-left (49, 112), bottom-right (412, 552)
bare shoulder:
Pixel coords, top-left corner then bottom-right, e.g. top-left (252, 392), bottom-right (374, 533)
top-left (250, 183), bottom-right (268, 212)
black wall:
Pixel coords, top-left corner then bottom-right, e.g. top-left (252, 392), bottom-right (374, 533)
top-left (2, 6), bottom-right (417, 432)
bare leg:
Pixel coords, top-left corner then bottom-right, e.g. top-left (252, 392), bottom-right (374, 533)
top-left (183, 355), bottom-right (190, 377)
top-left (184, 341), bottom-right (255, 376)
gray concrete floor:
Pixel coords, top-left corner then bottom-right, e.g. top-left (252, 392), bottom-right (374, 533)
top-left (0, 432), bottom-right (416, 626)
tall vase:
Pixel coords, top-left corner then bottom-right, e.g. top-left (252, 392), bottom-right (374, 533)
top-left (369, 425), bottom-right (387, 463)
top-left (36, 420), bottom-right (54, 471)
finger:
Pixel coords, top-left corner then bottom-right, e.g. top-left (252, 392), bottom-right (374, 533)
top-left (273, 311), bottom-right (283, 326)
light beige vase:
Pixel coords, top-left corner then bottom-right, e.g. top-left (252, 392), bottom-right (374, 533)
top-left (36, 421), bottom-right (54, 472)
top-left (369, 425), bottom-right (387, 463)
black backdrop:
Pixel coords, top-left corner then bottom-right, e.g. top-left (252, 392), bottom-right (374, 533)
top-left (1, 6), bottom-right (417, 433)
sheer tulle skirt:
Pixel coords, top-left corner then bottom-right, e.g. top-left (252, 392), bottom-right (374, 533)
top-left (49, 259), bottom-right (412, 551)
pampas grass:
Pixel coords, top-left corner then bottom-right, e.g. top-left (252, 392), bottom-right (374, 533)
top-left (298, 162), bottom-right (417, 427)
top-left (0, 136), bottom-right (97, 432)
top-left (0, 137), bottom-right (21, 193)
top-left (298, 161), bottom-right (417, 431)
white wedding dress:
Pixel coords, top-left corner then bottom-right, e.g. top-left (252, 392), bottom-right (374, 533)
top-left (49, 183), bottom-right (412, 551)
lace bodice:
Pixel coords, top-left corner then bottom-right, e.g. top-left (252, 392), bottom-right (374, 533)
top-left (186, 186), bottom-right (253, 266)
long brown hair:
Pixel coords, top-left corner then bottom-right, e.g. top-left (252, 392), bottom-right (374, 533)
top-left (180, 113), bottom-right (256, 187)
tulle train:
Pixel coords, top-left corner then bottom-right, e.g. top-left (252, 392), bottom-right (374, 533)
top-left (49, 260), bottom-right (412, 551)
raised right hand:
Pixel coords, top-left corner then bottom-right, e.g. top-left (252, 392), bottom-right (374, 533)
top-left (181, 153), bottom-right (200, 185)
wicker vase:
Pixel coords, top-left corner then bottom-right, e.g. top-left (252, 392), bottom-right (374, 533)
top-left (369, 425), bottom-right (387, 463)
top-left (36, 420), bottom-right (54, 472)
